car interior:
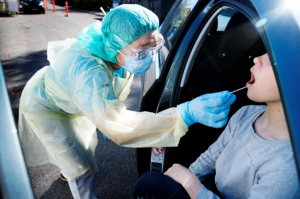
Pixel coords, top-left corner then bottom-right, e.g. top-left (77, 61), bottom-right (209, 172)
top-left (169, 9), bottom-right (267, 197)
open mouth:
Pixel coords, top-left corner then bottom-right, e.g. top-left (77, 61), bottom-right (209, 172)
top-left (246, 70), bottom-right (255, 86)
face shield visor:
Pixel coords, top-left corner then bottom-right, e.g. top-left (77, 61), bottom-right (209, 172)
top-left (113, 32), bottom-right (165, 74)
top-left (114, 32), bottom-right (165, 59)
top-left (122, 37), bottom-right (165, 60)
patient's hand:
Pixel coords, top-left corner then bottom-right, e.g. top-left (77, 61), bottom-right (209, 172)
top-left (165, 164), bottom-right (202, 199)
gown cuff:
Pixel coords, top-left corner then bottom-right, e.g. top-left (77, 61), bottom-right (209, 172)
top-left (175, 109), bottom-right (189, 140)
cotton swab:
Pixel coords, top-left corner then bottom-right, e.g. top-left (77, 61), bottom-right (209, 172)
top-left (231, 85), bottom-right (250, 94)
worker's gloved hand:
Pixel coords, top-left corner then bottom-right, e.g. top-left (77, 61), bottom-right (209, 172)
top-left (177, 91), bottom-right (236, 128)
top-left (103, 134), bottom-right (110, 140)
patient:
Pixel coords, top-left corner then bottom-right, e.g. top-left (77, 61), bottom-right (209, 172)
top-left (132, 54), bottom-right (300, 199)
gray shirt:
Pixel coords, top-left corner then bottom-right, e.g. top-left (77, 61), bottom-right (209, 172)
top-left (189, 105), bottom-right (300, 199)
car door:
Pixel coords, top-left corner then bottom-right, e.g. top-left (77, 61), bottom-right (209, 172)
top-left (139, 0), bottom-right (300, 181)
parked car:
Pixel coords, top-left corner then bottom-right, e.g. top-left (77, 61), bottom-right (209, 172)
top-left (137, 0), bottom-right (300, 185)
top-left (23, 0), bottom-right (45, 14)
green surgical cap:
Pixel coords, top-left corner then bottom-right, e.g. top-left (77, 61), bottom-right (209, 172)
top-left (77, 4), bottom-right (159, 63)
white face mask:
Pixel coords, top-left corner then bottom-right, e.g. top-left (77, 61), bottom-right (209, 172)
top-left (118, 51), bottom-right (153, 75)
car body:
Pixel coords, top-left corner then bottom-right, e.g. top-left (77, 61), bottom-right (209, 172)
top-left (137, 0), bottom-right (300, 184)
top-left (23, 0), bottom-right (45, 14)
top-left (0, 59), bottom-right (34, 198)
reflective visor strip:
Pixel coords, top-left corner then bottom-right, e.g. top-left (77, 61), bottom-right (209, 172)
top-left (119, 39), bottom-right (165, 59)
top-left (137, 39), bottom-right (165, 59)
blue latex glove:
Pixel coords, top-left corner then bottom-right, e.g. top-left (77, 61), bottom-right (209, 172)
top-left (177, 91), bottom-right (236, 128)
top-left (103, 134), bottom-right (110, 140)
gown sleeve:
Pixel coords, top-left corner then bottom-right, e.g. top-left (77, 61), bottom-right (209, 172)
top-left (73, 65), bottom-right (188, 147)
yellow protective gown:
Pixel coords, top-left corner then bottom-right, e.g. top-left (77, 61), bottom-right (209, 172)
top-left (19, 38), bottom-right (188, 180)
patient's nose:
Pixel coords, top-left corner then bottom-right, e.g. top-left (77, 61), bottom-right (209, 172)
top-left (253, 57), bottom-right (262, 68)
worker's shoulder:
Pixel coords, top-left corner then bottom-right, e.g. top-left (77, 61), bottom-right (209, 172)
top-left (69, 40), bottom-right (110, 70)
top-left (75, 56), bottom-right (114, 83)
top-left (78, 55), bottom-right (112, 76)
top-left (48, 38), bottom-right (104, 65)
top-left (47, 38), bottom-right (78, 60)
top-left (47, 39), bottom-right (113, 81)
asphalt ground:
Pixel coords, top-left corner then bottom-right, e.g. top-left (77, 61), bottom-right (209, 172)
top-left (0, 4), bottom-right (141, 199)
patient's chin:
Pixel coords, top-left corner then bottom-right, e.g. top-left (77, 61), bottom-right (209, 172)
top-left (247, 90), bottom-right (265, 103)
top-left (247, 90), bottom-right (280, 104)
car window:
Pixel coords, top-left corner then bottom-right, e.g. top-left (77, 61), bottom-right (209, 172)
top-left (141, 0), bottom-right (198, 97)
top-left (182, 8), bottom-right (267, 97)
top-left (217, 9), bottom-right (237, 31)
top-left (158, 0), bottom-right (198, 70)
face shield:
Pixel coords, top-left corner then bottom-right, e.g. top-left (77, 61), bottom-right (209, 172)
top-left (123, 38), bottom-right (165, 60)
top-left (115, 32), bottom-right (165, 59)
top-left (113, 31), bottom-right (165, 74)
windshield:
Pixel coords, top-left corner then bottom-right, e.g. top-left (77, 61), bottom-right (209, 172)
top-left (158, 0), bottom-right (198, 70)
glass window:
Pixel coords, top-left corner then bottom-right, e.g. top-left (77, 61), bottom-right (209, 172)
top-left (217, 9), bottom-right (237, 31)
top-left (141, 0), bottom-right (198, 96)
top-left (158, 0), bottom-right (198, 70)
top-left (161, 0), bottom-right (198, 50)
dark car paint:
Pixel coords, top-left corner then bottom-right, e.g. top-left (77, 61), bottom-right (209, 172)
top-left (138, 0), bottom-right (300, 178)
top-left (23, 0), bottom-right (45, 13)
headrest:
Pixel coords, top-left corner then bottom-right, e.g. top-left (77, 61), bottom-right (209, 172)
top-left (218, 13), bottom-right (260, 57)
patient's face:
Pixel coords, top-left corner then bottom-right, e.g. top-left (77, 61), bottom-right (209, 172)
top-left (246, 54), bottom-right (280, 103)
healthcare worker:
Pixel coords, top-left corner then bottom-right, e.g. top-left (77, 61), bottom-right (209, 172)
top-left (18, 4), bottom-right (236, 199)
